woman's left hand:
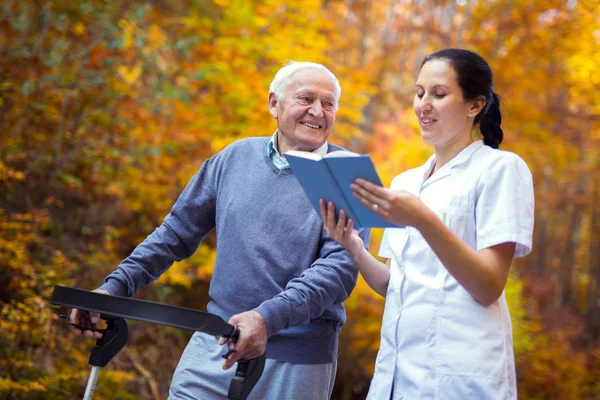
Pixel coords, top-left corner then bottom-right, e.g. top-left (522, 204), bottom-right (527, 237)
top-left (351, 178), bottom-right (425, 228)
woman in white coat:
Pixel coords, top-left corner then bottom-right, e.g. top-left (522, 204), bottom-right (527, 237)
top-left (320, 48), bottom-right (534, 399)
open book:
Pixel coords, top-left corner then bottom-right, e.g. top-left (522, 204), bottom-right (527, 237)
top-left (285, 150), bottom-right (397, 228)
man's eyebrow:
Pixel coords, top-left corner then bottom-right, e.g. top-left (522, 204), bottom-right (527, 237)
top-left (295, 89), bottom-right (316, 96)
top-left (295, 90), bottom-right (335, 102)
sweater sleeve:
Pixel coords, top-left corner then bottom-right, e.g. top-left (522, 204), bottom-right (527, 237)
top-left (100, 157), bottom-right (219, 297)
top-left (254, 227), bottom-right (370, 337)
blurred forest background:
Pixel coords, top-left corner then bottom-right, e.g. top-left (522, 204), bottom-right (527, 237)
top-left (1, 0), bottom-right (600, 399)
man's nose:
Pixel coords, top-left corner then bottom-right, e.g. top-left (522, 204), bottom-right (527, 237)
top-left (308, 102), bottom-right (324, 117)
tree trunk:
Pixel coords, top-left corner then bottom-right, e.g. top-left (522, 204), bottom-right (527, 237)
top-left (559, 148), bottom-right (586, 308)
top-left (586, 159), bottom-right (600, 346)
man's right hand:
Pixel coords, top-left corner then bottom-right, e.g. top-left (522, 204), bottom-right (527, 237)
top-left (69, 288), bottom-right (110, 339)
top-left (219, 310), bottom-right (268, 370)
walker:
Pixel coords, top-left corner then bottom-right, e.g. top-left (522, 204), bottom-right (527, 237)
top-left (51, 285), bottom-right (265, 400)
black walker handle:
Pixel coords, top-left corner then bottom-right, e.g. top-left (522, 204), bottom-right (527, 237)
top-left (51, 285), bottom-right (265, 400)
top-left (220, 326), bottom-right (267, 400)
top-left (89, 316), bottom-right (128, 368)
top-left (228, 355), bottom-right (267, 400)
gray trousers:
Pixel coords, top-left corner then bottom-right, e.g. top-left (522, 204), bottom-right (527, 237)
top-left (168, 332), bottom-right (337, 400)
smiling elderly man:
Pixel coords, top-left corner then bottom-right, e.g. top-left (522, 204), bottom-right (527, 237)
top-left (70, 61), bottom-right (370, 400)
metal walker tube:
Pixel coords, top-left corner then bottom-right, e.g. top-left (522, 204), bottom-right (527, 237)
top-left (83, 366), bottom-right (100, 400)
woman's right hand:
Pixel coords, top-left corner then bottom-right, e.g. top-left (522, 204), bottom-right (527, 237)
top-left (319, 199), bottom-right (364, 258)
top-left (69, 289), bottom-right (110, 339)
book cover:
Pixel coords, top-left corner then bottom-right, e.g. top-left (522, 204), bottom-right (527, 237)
top-left (285, 150), bottom-right (397, 228)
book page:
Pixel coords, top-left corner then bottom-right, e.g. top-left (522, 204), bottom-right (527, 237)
top-left (284, 150), bottom-right (323, 161)
top-left (323, 150), bottom-right (360, 158)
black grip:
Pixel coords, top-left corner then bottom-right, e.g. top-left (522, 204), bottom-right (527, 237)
top-left (59, 314), bottom-right (107, 333)
top-left (88, 316), bottom-right (128, 367)
top-left (227, 354), bottom-right (266, 400)
top-left (229, 325), bottom-right (240, 342)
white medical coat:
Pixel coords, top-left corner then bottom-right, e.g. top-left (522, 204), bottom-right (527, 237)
top-left (367, 141), bottom-right (534, 400)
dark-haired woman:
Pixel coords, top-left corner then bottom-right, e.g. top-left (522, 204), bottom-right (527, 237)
top-left (320, 48), bottom-right (534, 399)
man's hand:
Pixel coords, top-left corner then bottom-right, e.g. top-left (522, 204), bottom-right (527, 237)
top-left (218, 310), bottom-right (267, 370)
top-left (69, 289), bottom-right (111, 339)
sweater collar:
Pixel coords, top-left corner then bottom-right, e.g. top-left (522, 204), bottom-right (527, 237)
top-left (267, 131), bottom-right (328, 169)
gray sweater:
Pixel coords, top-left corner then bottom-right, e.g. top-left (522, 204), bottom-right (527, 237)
top-left (101, 137), bottom-right (370, 364)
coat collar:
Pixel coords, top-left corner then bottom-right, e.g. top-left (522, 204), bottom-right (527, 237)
top-left (419, 141), bottom-right (485, 187)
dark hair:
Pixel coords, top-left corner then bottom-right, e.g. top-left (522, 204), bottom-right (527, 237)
top-left (422, 48), bottom-right (503, 149)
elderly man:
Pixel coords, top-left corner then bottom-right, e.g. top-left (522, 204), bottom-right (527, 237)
top-left (70, 61), bottom-right (370, 399)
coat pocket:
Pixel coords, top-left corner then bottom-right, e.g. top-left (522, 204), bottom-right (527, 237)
top-left (446, 195), bottom-right (471, 240)
top-left (434, 296), bottom-right (506, 383)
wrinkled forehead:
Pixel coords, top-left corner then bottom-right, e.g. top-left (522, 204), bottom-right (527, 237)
top-left (286, 68), bottom-right (337, 100)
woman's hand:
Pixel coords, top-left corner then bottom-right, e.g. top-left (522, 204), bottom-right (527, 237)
top-left (320, 198), bottom-right (392, 298)
top-left (319, 199), bottom-right (364, 257)
top-left (351, 178), bottom-right (426, 228)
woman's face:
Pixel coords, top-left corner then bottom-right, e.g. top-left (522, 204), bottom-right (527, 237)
top-left (413, 59), bottom-right (481, 148)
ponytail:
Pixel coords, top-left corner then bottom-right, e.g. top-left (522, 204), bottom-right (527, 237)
top-left (479, 92), bottom-right (503, 149)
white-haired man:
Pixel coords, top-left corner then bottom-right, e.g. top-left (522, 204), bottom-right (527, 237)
top-left (70, 61), bottom-right (370, 399)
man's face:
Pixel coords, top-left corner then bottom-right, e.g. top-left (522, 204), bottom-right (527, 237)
top-left (269, 68), bottom-right (337, 153)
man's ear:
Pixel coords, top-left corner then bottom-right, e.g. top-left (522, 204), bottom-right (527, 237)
top-left (468, 96), bottom-right (486, 118)
top-left (268, 92), bottom-right (278, 119)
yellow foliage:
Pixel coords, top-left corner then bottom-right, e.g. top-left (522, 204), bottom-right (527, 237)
top-left (119, 18), bottom-right (138, 49)
top-left (517, 331), bottom-right (588, 400)
top-left (160, 243), bottom-right (218, 286)
top-left (73, 22), bottom-right (86, 36)
top-left (0, 160), bottom-right (26, 182)
top-left (146, 24), bottom-right (167, 50)
top-left (0, 378), bottom-right (46, 394)
top-left (3, 0), bottom-right (600, 398)
top-left (117, 63), bottom-right (143, 84)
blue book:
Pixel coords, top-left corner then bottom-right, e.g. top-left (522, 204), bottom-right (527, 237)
top-left (285, 150), bottom-right (397, 228)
